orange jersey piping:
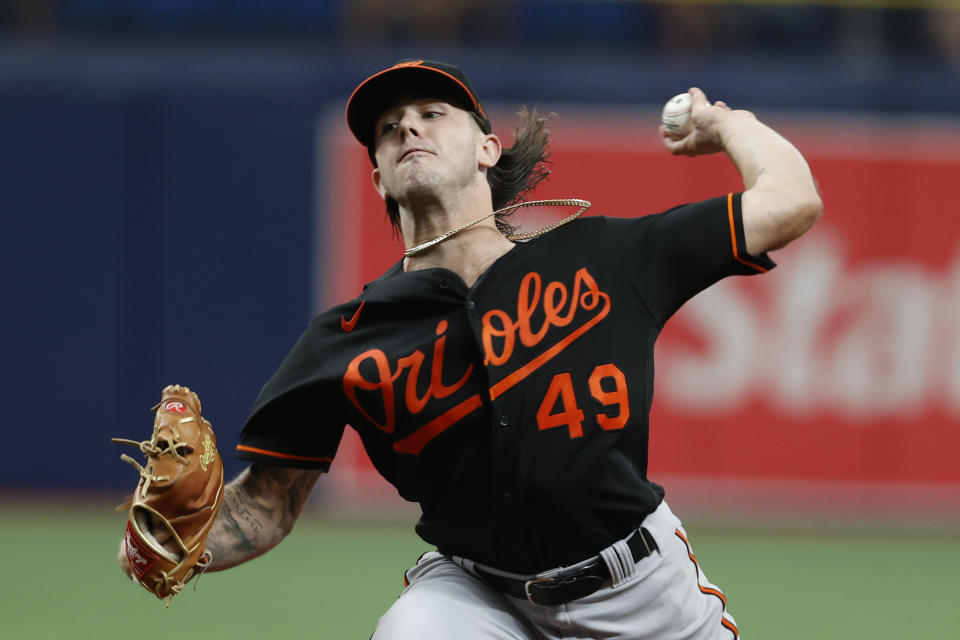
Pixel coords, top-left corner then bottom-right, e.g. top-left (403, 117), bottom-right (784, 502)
top-left (675, 528), bottom-right (740, 639)
top-left (235, 444), bottom-right (332, 464)
top-left (727, 192), bottom-right (769, 273)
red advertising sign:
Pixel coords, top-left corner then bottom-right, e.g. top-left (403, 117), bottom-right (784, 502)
top-left (316, 108), bottom-right (960, 510)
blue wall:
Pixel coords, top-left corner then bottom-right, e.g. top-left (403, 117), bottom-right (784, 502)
top-left (1, 53), bottom-right (327, 488)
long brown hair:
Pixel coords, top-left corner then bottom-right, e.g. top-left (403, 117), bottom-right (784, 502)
top-left (381, 106), bottom-right (553, 234)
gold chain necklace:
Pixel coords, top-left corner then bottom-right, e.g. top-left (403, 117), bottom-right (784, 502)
top-left (403, 198), bottom-right (592, 257)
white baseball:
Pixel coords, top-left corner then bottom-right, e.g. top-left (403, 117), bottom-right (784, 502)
top-left (662, 92), bottom-right (692, 137)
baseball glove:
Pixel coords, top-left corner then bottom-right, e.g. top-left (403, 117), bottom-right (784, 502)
top-left (112, 385), bottom-right (224, 605)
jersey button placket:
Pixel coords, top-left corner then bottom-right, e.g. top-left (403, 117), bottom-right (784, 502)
top-left (466, 299), bottom-right (476, 310)
top-left (493, 413), bottom-right (515, 501)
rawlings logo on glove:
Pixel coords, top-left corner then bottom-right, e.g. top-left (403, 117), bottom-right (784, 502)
top-left (112, 385), bottom-right (224, 606)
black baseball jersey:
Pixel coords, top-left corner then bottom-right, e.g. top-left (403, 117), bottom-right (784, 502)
top-left (237, 193), bottom-right (774, 574)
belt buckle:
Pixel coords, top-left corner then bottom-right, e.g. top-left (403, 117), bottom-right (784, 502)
top-left (523, 576), bottom-right (555, 604)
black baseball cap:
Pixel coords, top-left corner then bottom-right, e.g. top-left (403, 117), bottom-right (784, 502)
top-left (346, 59), bottom-right (491, 148)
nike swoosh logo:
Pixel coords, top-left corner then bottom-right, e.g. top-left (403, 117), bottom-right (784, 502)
top-left (341, 301), bottom-right (366, 333)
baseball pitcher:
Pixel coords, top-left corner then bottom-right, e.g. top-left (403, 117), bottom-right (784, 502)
top-left (116, 60), bottom-right (821, 638)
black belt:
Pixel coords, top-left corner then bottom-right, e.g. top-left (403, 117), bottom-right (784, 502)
top-left (472, 528), bottom-right (658, 606)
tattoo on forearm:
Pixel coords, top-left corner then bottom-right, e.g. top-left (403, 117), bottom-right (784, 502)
top-left (227, 488), bottom-right (264, 535)
top-left (285, 469), bottom-right (322, 524)
top-left (218, 492), bottom-right (259, 553)
top-left (207, 464), bottom-right (322, 570)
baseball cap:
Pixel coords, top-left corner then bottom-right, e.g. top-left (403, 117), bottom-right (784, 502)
top-left (346, 59), bottom-right (491, 148)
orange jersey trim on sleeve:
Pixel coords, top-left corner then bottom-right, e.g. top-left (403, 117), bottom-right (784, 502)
top-left (235, 444), bottom-right (332, 464)
top-left (727, 192), bottom-right (769, 273)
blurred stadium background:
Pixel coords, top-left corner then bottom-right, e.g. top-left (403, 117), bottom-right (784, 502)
top-left (2, 1), bottom-right (959, 638)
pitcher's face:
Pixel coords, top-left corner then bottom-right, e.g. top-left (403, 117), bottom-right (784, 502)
top-left (372, 98), bottom-right (492, 206)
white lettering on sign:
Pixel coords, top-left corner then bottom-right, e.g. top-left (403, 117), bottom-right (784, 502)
top-left (657, 233), bottom-right (960, 420)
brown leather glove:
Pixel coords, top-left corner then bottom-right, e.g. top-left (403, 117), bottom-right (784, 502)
top-left (112, 385), bottom-right (224, 605)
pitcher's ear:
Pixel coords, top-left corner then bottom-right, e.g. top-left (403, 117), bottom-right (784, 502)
top-left (479, 133), bottom-right (502, 170)
top-left (372, 167), bottom-right (387, 200)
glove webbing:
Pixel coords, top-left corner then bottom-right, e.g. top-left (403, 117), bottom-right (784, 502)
top-left (152, 550), bottom-right (211, 607)
top-left (111, 425), bottom-right (193, 493)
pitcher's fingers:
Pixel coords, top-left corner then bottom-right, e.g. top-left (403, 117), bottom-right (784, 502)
top-left (687, 87), bottom-right (709, 106)
top-left (659, 124), bottom-right (694, 155)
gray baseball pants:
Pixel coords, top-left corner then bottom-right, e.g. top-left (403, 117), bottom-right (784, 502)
top-left (372, 500), bottom-right (740, 639)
